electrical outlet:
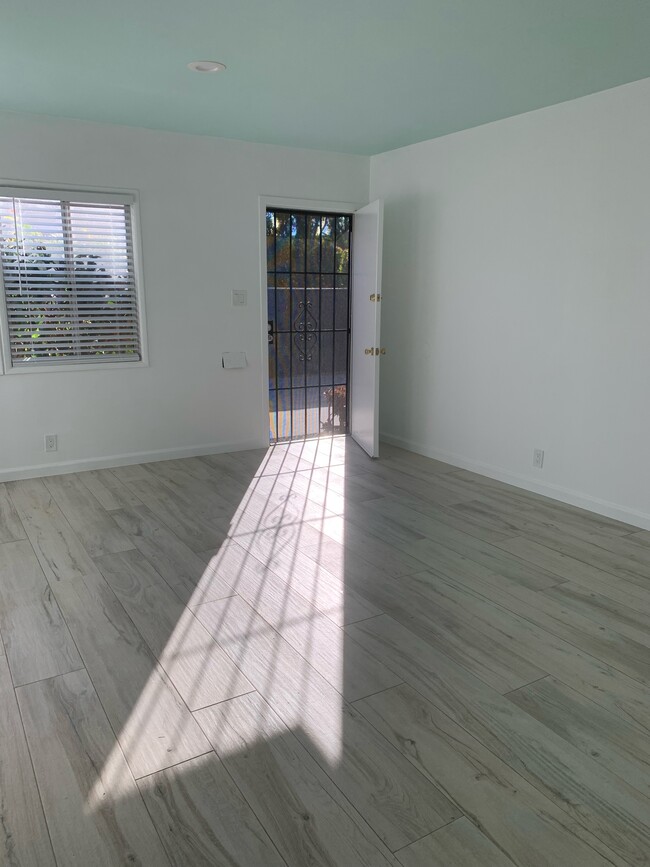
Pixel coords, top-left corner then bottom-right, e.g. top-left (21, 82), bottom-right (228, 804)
top-left (232, 290), bottom-right (248, 307)
top-left (45, 434), bottom-right (58, 453)
top-left (533, 448), bottom-right (544, 469)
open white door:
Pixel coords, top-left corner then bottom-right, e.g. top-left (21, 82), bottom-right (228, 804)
top-left (350, 199), bottom-right (384, 458)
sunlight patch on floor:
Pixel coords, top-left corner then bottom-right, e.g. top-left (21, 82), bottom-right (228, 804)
top-left (89, 437), bottom-right (350, 806)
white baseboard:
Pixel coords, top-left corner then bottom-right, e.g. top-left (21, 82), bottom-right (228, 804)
top-left (0, 438), bottom-right (266, 483)
top-left (380, 431), bottom-right (650, 532)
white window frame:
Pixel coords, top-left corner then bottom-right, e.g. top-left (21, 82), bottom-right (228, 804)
top-left (0, 181), bottom-right (148, 375)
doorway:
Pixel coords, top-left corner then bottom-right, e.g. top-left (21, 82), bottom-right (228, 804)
top-left (266, 208), bottom-right (351, 443)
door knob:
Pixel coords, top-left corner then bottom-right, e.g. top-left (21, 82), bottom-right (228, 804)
top-left (380, 348), bottom-right (386, 355)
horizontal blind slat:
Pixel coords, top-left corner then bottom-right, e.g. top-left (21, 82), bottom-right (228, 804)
top-left (1, 192), bottom-right (142, 365)
top-left (12, 356), bottom-right (141, 366)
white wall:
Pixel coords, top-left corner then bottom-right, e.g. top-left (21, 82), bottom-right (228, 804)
top-left (371, 77), bottom-right (650, 529)
top-left (0, 112), bottom-right (369, 479)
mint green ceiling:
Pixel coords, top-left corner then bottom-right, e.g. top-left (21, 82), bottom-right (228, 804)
top-left (2, 1), bottom-right (650, 155)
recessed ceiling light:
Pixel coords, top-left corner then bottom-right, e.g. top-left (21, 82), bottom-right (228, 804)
top-left (187, 60), bottom-right (226, 73)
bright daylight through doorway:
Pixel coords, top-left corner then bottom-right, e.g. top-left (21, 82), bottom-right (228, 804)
top-left (266, 209), bottom-right (351, 443)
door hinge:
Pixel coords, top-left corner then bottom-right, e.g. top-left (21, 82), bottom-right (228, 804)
top-left (369, 293), bottom-right (382, 302)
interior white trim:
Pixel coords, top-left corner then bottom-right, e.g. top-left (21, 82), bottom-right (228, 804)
top-left (259, 195), bottom-right (363, 214)
top-left (380, 431), bottom-right (650, 532)
top-left (0, 438), bottom-right (266, 483)
top-left (0, 185), bottom-right (135, 205)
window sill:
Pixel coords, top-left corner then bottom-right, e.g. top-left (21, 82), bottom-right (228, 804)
top-left (2, 359), bottom-right (149, 375)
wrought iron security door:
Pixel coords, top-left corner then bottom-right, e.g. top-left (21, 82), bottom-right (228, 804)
top-left (267, 209), bottom-right (351, 442)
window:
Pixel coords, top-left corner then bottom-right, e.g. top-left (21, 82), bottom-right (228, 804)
top-left (0, 187), bottom-right (144, 370)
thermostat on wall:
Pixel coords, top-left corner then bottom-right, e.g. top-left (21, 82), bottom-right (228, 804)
top-left (222, 351), bottom-right (247, 369)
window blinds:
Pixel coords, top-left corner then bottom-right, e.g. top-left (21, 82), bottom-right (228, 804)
top-left (0, 190), bottom-right (142, 366)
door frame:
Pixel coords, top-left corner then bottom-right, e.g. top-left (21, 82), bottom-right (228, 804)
top-left (257, 195), bottom-right (364, 445)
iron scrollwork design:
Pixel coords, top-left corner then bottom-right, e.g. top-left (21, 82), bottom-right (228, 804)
top-left (293, 299), bottom-right (317, 361)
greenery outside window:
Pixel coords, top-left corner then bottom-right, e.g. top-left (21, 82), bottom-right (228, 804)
top-left (0, 186), bottom-right (145, 371)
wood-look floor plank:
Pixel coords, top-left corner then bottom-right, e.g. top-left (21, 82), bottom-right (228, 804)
top-left (17, 668), bottom-right (170, 867)
top-left (342, 462), bottom-right (470, 508)
top-left (408, 535), bottom-right (563, 592)
top-left (222, 471), bottom-right (339, 529)
top-left (509, 676), bottom-right (650, 799)
top-left (348, 614), bottom-right (650, 866)
top-left (7, 478), bottom-right (100, 583)
top-left (365, 569), bottom-right (548, 693)
top-left (366, 495), bottom-right (515, 545)
top-left (583, 531), bottom-right (650, 569)
top-left (496, 535), bottom-right (650, 608)
top-left (163, 455), bottom-right (235, 482)
top-left (222, 511), bottom-right (381, 626)
top-left (425, 567), bottom-right (650, 692)
top-left (42, 473), bottom-right (136, 559)
top-left (375, 443), bottom-right (460, 478)
top-left (202, 540), bottom-right (401, 700)
top-left (396, 817), bottom-right (514, 867)
top-left (338, 503), bottom-right (428, 549)
top-left (200, 451), bottom-right (263, 486)
top-left (450, 469), bottom-right (639, 538)
top-left (259, 467), bottom-right (347, 516)
top-left (121, 473), bottom-right (231, 552)
top-left (301, 535), bottom-right (410, 585)
top-left (111, 503), bottom-right (233, 606)
top-left (0, 646), bottom-right (56, 867)
top-left (285, 436), bottom-right (349, 467)
top-left (310, 506), bottom-right (560, 592)
top-left (516, 523), bottom-right (650, 585)
top-left (0, 540), bottom-right (82, 686)
top-left (294, 464), bottom-right (384, 504)
top-left (0, 482), bottom-right (26, 542)
top-left (48, 570), bottom-right (211, 777)
top-left (628, 529), bottom-right (650, 546)
top-left (306, 515), bottom-right (427, 577)
top-left (358, 683), bottom-right (614, 867)
top-left (95, 549), bottom-right (253, 710)
top-left (544, 581), bottom-right (650, 648)
top-left (448, 493), bottom-right (608, 547)
top-left (500, 583), bottom-right (650, 686)
top-left (405, 533), bottom-right (562, 597)
top-left (306, 549), bottom-right (546, 693)
top-left (385, 514), bottom-right (564, 592)
top-left (232, 445), bottom-right (315, 477)
top-left (77, 468), bottom-right (143, 511)
top-left (138, 752), bottom-right (285, 867)
top-left (195, 594), bottom-right (459, 851)
top-left (108, 462), bottom-right (151, 483)
top-left (398, 569), bottom-right (650, 733)
top-left (196, 691), bottom-right (400, 867)
top-left (145, 459), bottom-right (249, 520)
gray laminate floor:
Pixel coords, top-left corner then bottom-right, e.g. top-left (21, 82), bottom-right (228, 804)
top-left (2, 437), bottom-right (650, 866)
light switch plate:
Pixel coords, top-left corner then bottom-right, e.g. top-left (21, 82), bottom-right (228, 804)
top-left (232, 290), bottom-right (247, 307)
